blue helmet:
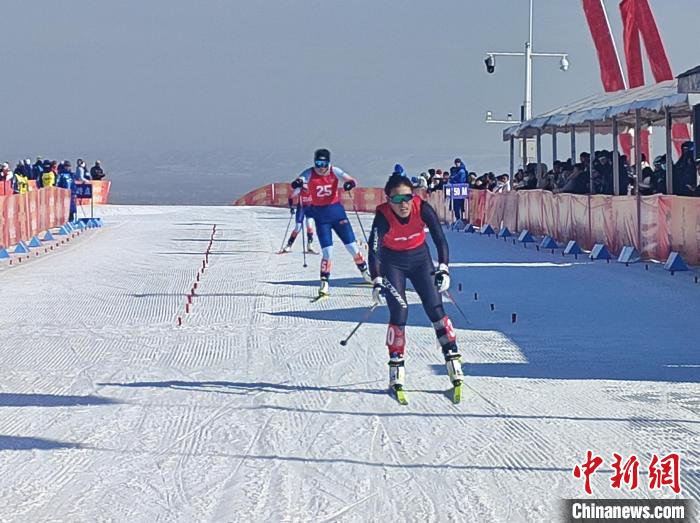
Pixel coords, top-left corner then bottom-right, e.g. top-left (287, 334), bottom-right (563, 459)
top-left (393, 163), bottom-right (405, 175)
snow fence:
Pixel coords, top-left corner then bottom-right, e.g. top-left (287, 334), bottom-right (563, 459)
top-left (234, 183), bottom-right (700, 264)
top-left (469, 190), bottom-right (700, 265)
top-left (0, 187), bottom-right (71, 249)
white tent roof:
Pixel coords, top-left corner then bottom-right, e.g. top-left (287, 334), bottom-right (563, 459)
top-left (503, 79), bottom-right (700, 140)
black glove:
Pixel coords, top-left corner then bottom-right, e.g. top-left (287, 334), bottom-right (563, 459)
top-left (288, 198), bottom-right (295, 214)
top-left (291, 178), bottom-right (304, 189)
top-left (343, 180), bottom-right (356, 191)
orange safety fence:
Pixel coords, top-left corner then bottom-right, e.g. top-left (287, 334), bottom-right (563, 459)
top-left (477, 189), bottom-right (700, 265)
top-left (32, 180), bottom-right (110, 205)
top-left (0, 187), bottom-right (70, 249)
top-left (77, 180), bottom-right (112, 205)
top-left (233, 183), bottom-right (700, 264)
top-left (234, 183), bottom-right (387, 213)
top-left (7, 180), bottom-right (111, 205)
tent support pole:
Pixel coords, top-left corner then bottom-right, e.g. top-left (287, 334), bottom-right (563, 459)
top-left (612, 117), bottom-right (620, 196)
top-left (665, 109), bottom-right (673, 195)
top-left (635, 109), bottom-right (642, 252)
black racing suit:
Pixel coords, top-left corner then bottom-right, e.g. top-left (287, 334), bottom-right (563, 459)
top-left (368, 199), bottom-right (457, 357)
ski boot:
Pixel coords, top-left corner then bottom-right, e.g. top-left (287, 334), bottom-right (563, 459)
top-left (318, 278), bottom-right (330, 297)
top-left (389, 353), bottom-right (407, 405)
top-left (282, 244), bottom-right (292, 253)
top-left (445, 353), bottom-right (464, 385)
top-left (444, 348), bottom-right (464, 404)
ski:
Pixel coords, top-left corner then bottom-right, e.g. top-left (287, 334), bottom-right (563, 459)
top-left (391, 385), bottom-right (408, 405)
top-left (452, 382), bottom-right (462, 404)
top-left (305, 248), bottom-right (319, 255)
top-left (310, 294), bottom-right (329, 303)
top-left (348, 281), bottom-right (373, 288)
top-left (276, 250), bottom-right (290, 255)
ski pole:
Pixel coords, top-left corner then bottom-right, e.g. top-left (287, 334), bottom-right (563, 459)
top-left (300, 200), bottom-right (308, 268)
top-left (443, 290), bottom-right (470, 325)
top-left (348, 191), bottom-right (369, 244)
top-left (339, 303), bottom-right (378, 346)
top-left (279, 210), bottom-right (294, 253)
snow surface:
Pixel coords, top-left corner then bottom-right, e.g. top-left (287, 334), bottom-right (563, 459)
top-left (0, 204), bottom-right (698, 522)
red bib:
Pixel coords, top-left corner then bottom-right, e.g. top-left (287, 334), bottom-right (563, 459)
top-left (377, 196), bottom-right (426, 251)
top-left (307, 167), bottom-right (340, 206)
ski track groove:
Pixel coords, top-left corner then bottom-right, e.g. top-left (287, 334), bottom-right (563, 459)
top-left (212, 415), bottom-right (274, 521)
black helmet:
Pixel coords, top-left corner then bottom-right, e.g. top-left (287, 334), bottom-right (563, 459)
top-left (314, 148), bottom-right (331, 164)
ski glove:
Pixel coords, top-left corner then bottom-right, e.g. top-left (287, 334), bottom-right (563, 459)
top-left (288, 198), bottom-right (295, 213)
top-left (343, 180), bottom-right (356, 191)
top-left (291, 178), bottom-right (304, 189)
top-left (371, 277), bottom-right (386, 306)
top-left (433, 263), bottom-right (450, 293)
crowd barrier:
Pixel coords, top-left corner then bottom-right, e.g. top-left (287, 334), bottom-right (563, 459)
top-left (77, 180), bottom-right (111, 205)
top-left (2, 180), bottom-right (111, 204)
top-left (233, 183), bottom-right (386, 212)
top-left (0, 187), bottom-right (70, 249)
top-left (475, 190), bottom-right (700, 265)
top-left (233, 183), bottom-right (700, 265)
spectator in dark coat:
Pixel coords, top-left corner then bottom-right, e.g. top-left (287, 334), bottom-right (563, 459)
top-left (673, 142), bottom-right (696, 196)
top-left (90, 160), bottom-right (106, 180)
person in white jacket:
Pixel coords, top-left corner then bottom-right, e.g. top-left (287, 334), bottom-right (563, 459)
top-left (494, 174), bottom-right (511, 193)
top-left (75, 159), bottom-right (90, 181)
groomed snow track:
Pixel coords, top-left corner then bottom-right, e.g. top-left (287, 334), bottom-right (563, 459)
top-left (0, 205), bottom-right (697, 522)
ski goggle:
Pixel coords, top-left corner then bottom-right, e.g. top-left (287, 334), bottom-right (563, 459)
top-left (389, 193), bottom-right (413, 204)
top-left (315, 160), bottom-right (329, 168)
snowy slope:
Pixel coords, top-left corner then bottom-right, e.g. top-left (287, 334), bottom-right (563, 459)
top-left (0, 204), bottom-right (697, 522)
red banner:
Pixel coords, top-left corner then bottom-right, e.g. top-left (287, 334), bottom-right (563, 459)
top-left (582, 0), bottom-right (626, 92)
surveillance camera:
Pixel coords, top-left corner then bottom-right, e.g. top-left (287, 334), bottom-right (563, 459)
top-left (560, 55), bottom-right (569, 72)
top-left (484, 54), bottom-right (495, 74)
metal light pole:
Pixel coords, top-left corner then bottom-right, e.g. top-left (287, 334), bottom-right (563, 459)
top-left (484, 0), bottom-right (569, 167)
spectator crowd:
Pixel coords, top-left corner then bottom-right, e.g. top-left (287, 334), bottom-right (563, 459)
top-left (0, 156), bottom-right (108, 221)
top-left (0, 157), bottom-right (107, 197)
top-left (398, 140), bottom-right (700, 202)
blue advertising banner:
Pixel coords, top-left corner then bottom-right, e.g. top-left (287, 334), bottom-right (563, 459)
top-left (75, 183), bottom-right (93, 199)
top-left (445, 183), bottom-right (469, 200)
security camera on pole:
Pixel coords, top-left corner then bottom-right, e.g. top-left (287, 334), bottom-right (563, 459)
top-left (483, 0), bottom-right (569, 170)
